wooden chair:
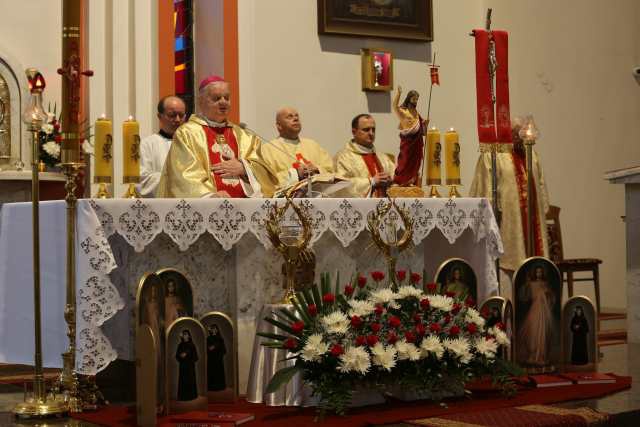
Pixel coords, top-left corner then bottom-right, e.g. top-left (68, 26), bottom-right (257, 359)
top-left (546, 205), bottom-right (602, 314)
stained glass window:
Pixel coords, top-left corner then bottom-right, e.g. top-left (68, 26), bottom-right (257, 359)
top-left (174, 0), bottom-right (194, 114)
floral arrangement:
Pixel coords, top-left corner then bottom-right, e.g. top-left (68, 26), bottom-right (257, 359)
top-left (259, 270), bottom-right (519, 415)
top-left (38, 105), bottom-right (93, 169)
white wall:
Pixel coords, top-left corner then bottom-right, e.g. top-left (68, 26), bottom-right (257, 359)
top-left (238, 0), bottom-right (640, 310)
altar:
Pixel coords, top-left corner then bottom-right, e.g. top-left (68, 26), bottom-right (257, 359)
top-left (0, 197), bottom-right (502, 393)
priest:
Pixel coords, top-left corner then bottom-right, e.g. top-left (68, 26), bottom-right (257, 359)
top-left (261, 107), bottom-right (334, 191)
top-left (157, 76), bottom-right (277, 198)
top-left (334, 114), bottom-right (395, 197)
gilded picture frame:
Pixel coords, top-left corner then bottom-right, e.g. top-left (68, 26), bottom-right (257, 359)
top-left (200, 311), bottom-right (238, 403)
top-left (561, 295), bottom-right (597, 373)
top-left (361, 48), bottom-right (394, 92)
top-left (433, 257), bottom-right (478, 306)
top-left (318, 0), bottom-right (434, 42)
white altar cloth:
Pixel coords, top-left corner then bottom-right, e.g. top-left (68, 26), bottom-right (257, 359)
top-left (0, 197), bottom-right (502, 390)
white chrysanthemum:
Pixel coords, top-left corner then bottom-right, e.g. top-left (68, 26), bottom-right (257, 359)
top-left (42, 140), bottom-right (60, 159)
top-left (489, 327), bottom-right (510, 346)
top-left (370, 342), bottom-right (397, 371)
top-left (444, 337), bottom-right (472, 363)
top-left (429, 294), bottom-right (454, 312)
top-left (420, 335), bottom-right (444, 360)
top-left (369, 288), bottom-right (398, 305)
top-left (321, 311), bottom-right (350, 335)
top-left (348, 299), bottom-right (376, 318)
top-left (46, 112), bottom-right (56, 123)
top-left (301, 334), bottom-right (329, 362)
top-left (474, 337), bottom-right (498, 359)
top-left (41, 123), bottom-right (54, 135)
top-left (397, 285), bottom-right (423, 300)
top-left (82, 139), bottom-right (94, 155)
top-left (338, 346), bottom-right (371, 374)
top-left (464, 308), bottom-right (486, 328)
top-left (395, 339), bottom-right (421, 361)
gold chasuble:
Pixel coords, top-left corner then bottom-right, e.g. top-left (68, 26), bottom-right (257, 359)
top-left (334, 140), bottom-right (395, 198)
top-left (157, 115), bottom-right (277, 198)
top-left (261, 137), bottom-right (335, 190)
top-left (469, 150), bottom-right (550, 271)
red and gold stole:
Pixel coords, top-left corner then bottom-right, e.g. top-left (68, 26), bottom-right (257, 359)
top-left (203, 125), bottom-right (247, 198)
top-left (362, 153), bottom-right (386, 198)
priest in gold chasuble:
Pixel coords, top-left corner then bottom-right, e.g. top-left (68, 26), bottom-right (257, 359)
top-left (334, 114), bottom-right (395, 198)
top-left (261, 107), bottom-right (334, 191)
top-left (157, 76), bottom-right (277, 198)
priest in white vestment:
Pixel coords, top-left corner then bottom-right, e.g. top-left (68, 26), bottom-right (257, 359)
top-left (261, 107), bottom-right (334, 191)
top-left (138, 96), bottom-right (186, 197)
top-left (334, 114), bottom-right (395, 197)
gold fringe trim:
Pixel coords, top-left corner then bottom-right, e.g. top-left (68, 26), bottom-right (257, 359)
top-left (478, 142), bottom-right (513, 153)
top-left (518, 404), bottom-right (609, 424)
top-left (410, 419), bottom-right (484, 427)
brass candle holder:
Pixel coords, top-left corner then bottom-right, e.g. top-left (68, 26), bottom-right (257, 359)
top-left (265, 198), bottom-right (312, 303)
top-left (519, 115), bottom-right (539, 258)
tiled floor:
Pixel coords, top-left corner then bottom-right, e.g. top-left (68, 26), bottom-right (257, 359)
top-left (1, 344), bottom-right (638, 426)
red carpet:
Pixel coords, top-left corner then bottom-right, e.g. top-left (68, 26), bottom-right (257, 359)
top-left (71, 374), bottom-right (631, 427)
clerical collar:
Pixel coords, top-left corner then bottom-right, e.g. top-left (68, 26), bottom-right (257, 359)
top-left (158, 129), bottom-right (173, 140)
top-left (350, 139), bottom-right (376, 154)
top-left (198, 114), bottom-right (229, 128)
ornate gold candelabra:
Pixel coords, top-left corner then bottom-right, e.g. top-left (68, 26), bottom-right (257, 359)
top-left (367, 199), bottom-right (414, 291)
top-left (265, 198), bottom-right (313, 303)
top-left (13, 69), bottom-right (69, 419)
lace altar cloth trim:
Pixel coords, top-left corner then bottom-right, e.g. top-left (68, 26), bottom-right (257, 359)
top-left (74, 197), bottom-right (502, 375)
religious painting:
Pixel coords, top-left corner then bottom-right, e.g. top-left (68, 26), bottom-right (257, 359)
top-left (200, 312), bottom-right (237, 403)
top-left (434, 258), bottom-right (478, 306)
top-left (318, 0), bottom-right (433, 41)
top-left (136, 272), bottom-right (166, 412)
top-left (157, 268), bottom-right (194, 328)
top-left (480, 296), bottom-right (512, 360)
top-left (513, 257), bottom-right (562, 374)
top-left (503, 298), bottom-right (514, 362)
top-left (361, 48), bottom-right (393, 92)
top-left (561, 296), bottom-right (597, 372)
top-left (135, 324), bottom-right (157, 426)
top-left (166, 317), bottom-right (207, 414)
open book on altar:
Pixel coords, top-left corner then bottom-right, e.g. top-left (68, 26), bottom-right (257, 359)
top-left (273, 173), bottom-right (352, 198)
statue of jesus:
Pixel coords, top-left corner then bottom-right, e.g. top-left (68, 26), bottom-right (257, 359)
top-left (392, 86), bottom-right (426, 186)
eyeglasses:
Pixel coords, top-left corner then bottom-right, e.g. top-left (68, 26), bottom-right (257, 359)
top-left (163, 111), bottom-right (186, 119)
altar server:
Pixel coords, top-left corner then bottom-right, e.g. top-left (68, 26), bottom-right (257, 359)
top-left (261, 107), bottom-right (334, 191)
top-left (157, 75), bottom-right (277, 198)
top-left (334, 114), bottom-right (395, 197)
top-left (138, 96), bottom-right (186, 197)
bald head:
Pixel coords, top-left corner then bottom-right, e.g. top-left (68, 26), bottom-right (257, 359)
top-left (276, 107), bottom-right (302, 140)
top-left (198, 81), bottom-right (231, 122)
top-left (157, 96), bottom-right (186, 136)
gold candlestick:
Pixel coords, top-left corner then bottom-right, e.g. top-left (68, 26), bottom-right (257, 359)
top-left (519, 115), bottom-right (539, 258)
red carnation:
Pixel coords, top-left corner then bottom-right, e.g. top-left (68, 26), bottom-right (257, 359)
top-left (371, 322), bottom-right (382, 333)
top-left (387, 331), bottom-right (398, 344)
top-left (322, 293), bottom-right (335, 304)
top-left (415, 323), bottom-right (426, 336)
top-left (355, 335), bottom-right (366, 346)
top-left (330, 344), bottom-right (344, 356)
top-left (495, 322), bottom-right (506, 331)
top-left (284, 337), bottom-right (298, 350)
top-left (366, 335), bottom-right (379, 347)
top-left (429, 323), bottom-right (441, 333)
top-left (449, 325), bottom-right (461, 336)
top-left (481, 306), bottom-right (490, 319)
top-left (404, 331), bottom-right (416, 343)
top-left (357, 275), bottom-right (367, 288)
top-left (443, 315), bottom-right (452, 324)
top-left (465, 296), bottom-right (476, 307)
top-left (413, 313), bottom-right (422, 323)
top-left (374, 305), bottom-right (384, 317)
top-left (445, 291), bottom-right (456, 298)
top-left (426, 282), bottom-right (438, 293)
top-left (53, 123), bottom-right (60, 132)
top-left (291, 321), bottom-right (305, 335)
top-left (420, 298), bottom-right (430, 310)
top-left (396, 270), bottom-right (407, 282)
top-left (54, 134), bottom-right (63, 144)
top-left (371, 271), bottom-right (385, 282)
top-left (344, 285), bottom-right (354, 296)
top-left (388, 315), bottom-right (401, 328)
top-left (307, 304), bottom-right (318, 317)
top-left (350, 315), bottom-right (363, 328)
top-left (466, 323), bottom-right (478, 334)
top-left (410, 272), bottom-right (422, 284)
top-left (452, 303), bottom-right (462, 315)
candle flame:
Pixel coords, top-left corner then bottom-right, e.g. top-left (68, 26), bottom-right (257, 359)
top-left (99, 113), bottom-right (107, 120)
top-left (448, 127), bottom-right (456, 132)
top-left (127, 115), bottom-right (134, 121)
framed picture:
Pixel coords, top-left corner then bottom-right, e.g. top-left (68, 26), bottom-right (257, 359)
top-left (135, 324), bottom-right (157, 427)
top-left (361, 48), bottom-right (393, 92)
top-left (158, 268), bottom-right (194, 327)
top-left (434, 258), bottom-right (478, 305)
top-left (200, 312), bottom-right (237, 402)
top-left (503, 298), bottom-right (514, 362)
top-left (318, 0), bottom-right (434, 42)
top-left (166, 317), bottom-right (208, 414)
top-left (480, 296), bottom-right (513, 360)
top-left (513, 257), bottom-right (562, 374)
top-left (561, 296), bottom-right (597, 372)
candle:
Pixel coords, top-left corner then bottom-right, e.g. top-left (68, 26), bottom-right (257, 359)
top-left (445, 128), bottom-right (461, 185)
top-left (93, 115), bottom-right (112, 182)
top-left (122, 116), bottom-right (140, 183)
top-left (426, 126), bottom-right (441, 185)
